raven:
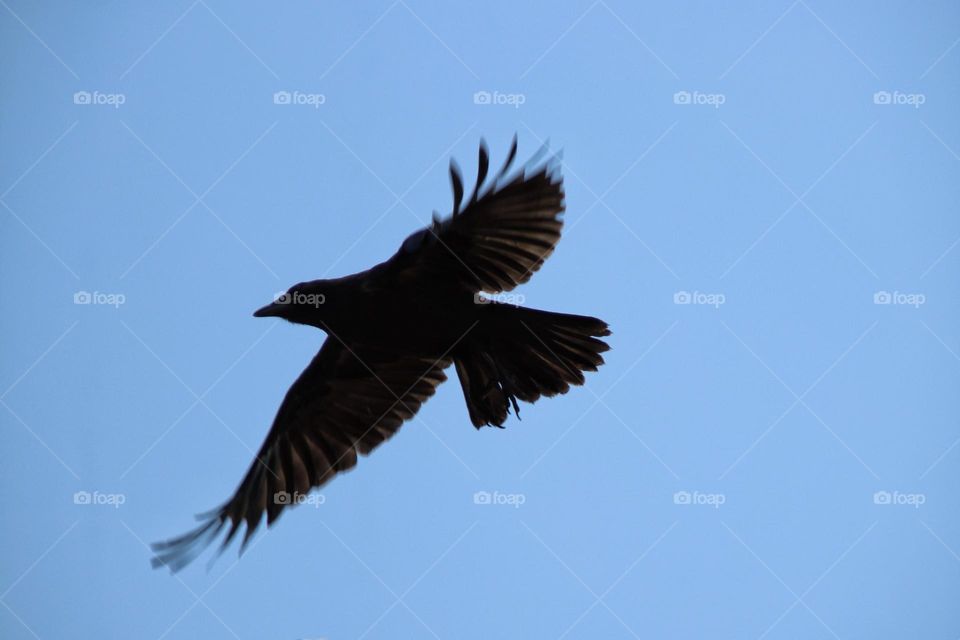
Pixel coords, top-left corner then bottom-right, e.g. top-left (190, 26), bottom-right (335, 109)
top-left (152, 138), bottom-right (610, 571)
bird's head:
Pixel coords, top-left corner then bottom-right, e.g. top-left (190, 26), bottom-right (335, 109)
top-left (253, 280), bottom-right (331, 327)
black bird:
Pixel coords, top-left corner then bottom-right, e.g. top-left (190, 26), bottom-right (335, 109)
top-left (152, 137), bottom-right (610, 571)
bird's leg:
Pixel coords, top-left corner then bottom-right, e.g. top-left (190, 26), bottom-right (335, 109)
top-left (490, 355), bottom-right (521, 421)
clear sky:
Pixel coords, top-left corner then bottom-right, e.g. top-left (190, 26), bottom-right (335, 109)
top-left (2, 2), bottom-right (959, 638)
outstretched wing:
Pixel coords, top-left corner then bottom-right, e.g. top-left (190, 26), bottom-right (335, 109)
top-left (392, 137), bottom-right (565, 293)
top-left (152, 338), bottom-right (450, 571)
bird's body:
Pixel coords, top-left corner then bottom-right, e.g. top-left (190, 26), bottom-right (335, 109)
top-left (153, 138), bottom-right (611, 571)
top-left (280, 264), bottom-right (479, 355)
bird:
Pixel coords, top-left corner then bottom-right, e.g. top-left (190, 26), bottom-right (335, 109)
top-left (151, 137), bottom-right (611, 571)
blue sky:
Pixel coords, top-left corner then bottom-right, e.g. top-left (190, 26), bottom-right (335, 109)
top-left (2, 1), bottom-right (959, 638)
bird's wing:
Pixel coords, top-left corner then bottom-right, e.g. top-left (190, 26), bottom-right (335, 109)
top-left (152, 338), bottom-right (450, 571)
top-left (391, 137), bottom-right (565, 293)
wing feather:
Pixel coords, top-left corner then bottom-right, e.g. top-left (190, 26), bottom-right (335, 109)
top-left (151, 339), bottom-right (450, 571)
top-left (391, 137), bottom-right (565, 293)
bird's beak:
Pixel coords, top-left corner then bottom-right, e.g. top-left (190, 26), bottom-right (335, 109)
top-left (253, 302), bottom-right (285, 318)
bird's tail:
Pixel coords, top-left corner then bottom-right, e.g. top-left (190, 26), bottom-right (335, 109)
top-left (454, 303), bottom-right (610, 427)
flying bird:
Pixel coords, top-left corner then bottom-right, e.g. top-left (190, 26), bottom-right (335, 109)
top-left (152, 137), bottom-right (610, 571)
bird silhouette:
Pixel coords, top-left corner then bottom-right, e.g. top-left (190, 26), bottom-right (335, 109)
top-left (152, 137), bottom-right (610, 571)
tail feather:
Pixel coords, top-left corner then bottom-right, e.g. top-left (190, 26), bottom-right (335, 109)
top-left (454, 304), bottom-right (610, 427)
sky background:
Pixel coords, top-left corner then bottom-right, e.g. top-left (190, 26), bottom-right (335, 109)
top-left (2, 1), bottom-right (959, 638)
